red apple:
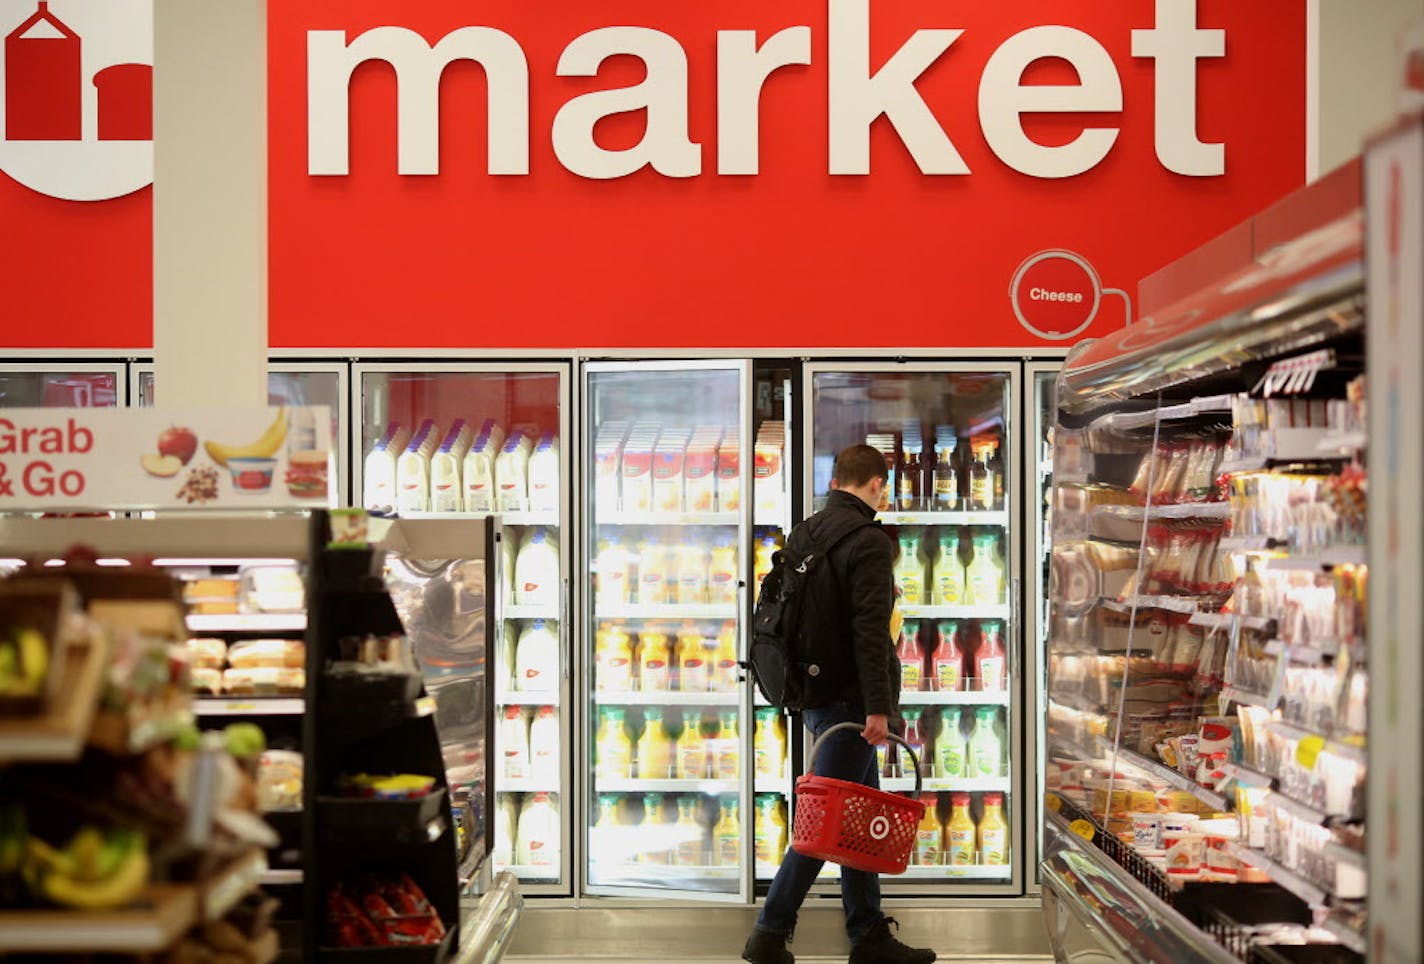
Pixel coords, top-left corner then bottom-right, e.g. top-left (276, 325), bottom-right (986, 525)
top-left (158, 426), bottom-right (198, 465)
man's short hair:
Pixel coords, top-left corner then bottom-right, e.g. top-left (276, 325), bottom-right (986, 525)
top-left (833, 444), bottom-right (889, 488)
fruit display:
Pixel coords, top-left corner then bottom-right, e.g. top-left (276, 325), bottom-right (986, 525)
top-left (18, 823), bottom-right (150, 911)
top-left (0, 625), bottom-right (49, 707)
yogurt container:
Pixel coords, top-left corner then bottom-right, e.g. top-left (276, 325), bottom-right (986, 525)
top-left (229, 457), bottom-right (277, 493)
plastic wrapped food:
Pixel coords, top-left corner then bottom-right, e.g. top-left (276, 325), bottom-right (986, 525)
top-left (227, 638), bottom-right (305, 669)
top-left (222, 666), bottom-right (304, 695)
top-left (186, 637), bottom-right (228, 669)
top-left (184, 578), bottom-right (239, 601)
top-left (240, 565), bottom-right (305, 614)
top-left (257, 749), bottom-right (304, 812)
top-left (191, 667), bottom-right (223, 694)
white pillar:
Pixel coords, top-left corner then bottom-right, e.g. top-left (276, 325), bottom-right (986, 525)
top-left (152, 0), bottom-right (267, 408)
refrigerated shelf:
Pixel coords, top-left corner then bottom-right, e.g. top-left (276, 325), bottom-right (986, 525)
top-left (880, 776), bottom-right (1011, 793)
top-left (495, 691), bottom-right (561, 707)
top-left (899, 690), bottom-right (1012, 706)
top-left (499, 778), bottom-right (561, 794)
top-left (1228, 843), bottom-right (1328, 908)
top-left (876, 511), bottom-right (1009, 527)
top-left (193, 697), bottom-right (304, 716)
top-left (598, 604), bottom-right (739, 620)
top-left (597, 778), bottom-right (740, 794)
top-left (594, 691), bottom-right (739, 706)
top-left (504, 604), bottom-right (559, 621)
top-left (899, 865), bottom-right (1013, 880)
top-left (185, 613), bottom-right (307, 633)
top-left (899, 605), bottom-right (1012, 620)
top-left (597, 512), bottom-right (740, 527)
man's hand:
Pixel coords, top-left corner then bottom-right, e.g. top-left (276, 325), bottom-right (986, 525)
top-left (861, 713), bottom-right (888, 746)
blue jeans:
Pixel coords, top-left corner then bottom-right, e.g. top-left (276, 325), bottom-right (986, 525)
top-left (755, 702), bottom-right (883, 943)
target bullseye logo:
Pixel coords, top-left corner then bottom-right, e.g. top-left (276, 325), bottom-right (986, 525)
top-left (868, 814), bottom-right (891, 841)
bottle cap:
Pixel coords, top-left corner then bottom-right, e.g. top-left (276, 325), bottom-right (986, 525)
top-left (950, 792), bottom-right (971, 806)
top-left (984, 792), bottom-right (1003, 806)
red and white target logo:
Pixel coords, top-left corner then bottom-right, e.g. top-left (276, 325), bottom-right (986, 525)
top-left (1010, 249), bottom-right (1131, 341)
top-left (0, 0), bottom-right (152, 201)
top-left (868, 814), bottom-right (891, 841)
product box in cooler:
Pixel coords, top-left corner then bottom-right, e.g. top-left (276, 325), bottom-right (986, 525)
top-left (653, 429), bottom-right (690, 513)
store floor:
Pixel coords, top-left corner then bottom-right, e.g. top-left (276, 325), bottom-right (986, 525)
top-left (501, 904), bottom-right (1053, 961)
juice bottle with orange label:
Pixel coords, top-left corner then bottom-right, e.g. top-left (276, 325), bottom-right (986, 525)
top-left (595, 622), bottom-right (635, 692)
top-left (637, 629), bottom-right (671, 692)
top-left (676, 622), bottom-right (710, 692)
top-left (676, 711), bottom-right (709, 779)
top-left (637, 708), bottom-right (675, 780)
top-left (714, 798), bottom-right (741, 866)
top-left (978, 792), bottom-right (1009, 865)
top-left (714, 710), bottom-right (740, 779)
top-left (945, 792), bottom-right (977, 866)
top-left (712, 620), bottom-right (739, 691)
top-left (914, 793), bottom-right (942, 866)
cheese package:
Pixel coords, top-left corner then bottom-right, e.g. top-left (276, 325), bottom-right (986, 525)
top-left (223, 667), bottom-right (305, 695)
top-left (227, 638), bottom-right (305, 669)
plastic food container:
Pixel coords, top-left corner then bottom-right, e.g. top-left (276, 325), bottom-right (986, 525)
top-left (228, 457), bottom-right (278, 493)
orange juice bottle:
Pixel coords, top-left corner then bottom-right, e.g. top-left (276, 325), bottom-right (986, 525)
top-left (945, 792), bottom-right (977, 866)
top-left (914, 794), bottom-right (942, 866)
top-left (676, 711), bottom-right (709, 779)
top-left (713, 798), bottom-right (741, 866)
top-left (712, 620), bottom-right (739, 691)
top-left (637, 629), bottom-right (672, 692)
top-left (595, 622), bottom-right (634, 692)
top-left (636, 708), bottom-right (675, 780)
top-left (714, 710), bottom-right (740, 779)
top-left (978, 792), bottom-right (1009, 865)
top-left (676, 622), bottom-right (710, 692)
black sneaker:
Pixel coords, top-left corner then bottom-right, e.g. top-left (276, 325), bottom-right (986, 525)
top-left (742, 928), bottom-right (794, 964)
top-left (847, 917), bottom-right (936, 964)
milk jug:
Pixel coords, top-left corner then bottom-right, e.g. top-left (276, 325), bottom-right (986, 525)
top-left (514, 527), bottom-right (559, 607)
top-left (462, 421), bottom-right (504, 512)
top-left (363, 422), bottom-right (410, 515)
top-left (396, 419), bottom-right (440, 515)
top-left (516, 792), bottom-right (560, 868)
top-left (430, 420), bottom-right (473, 513)
top-left (493, 795), bottom-right (517, 867)
top-left (529, 704), bottom-right (559, 782)
top-left (515, 620), bottom-right (559, 692)
top-left (527, 433), bottom-right (560, 512)
top-left (501, 705), bottom-right (530, 779)
top-left (496, 432), bottom-right (532, 512)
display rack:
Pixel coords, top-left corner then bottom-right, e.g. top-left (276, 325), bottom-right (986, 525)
top-left (1041, 180), bottom-right (1370, 962)
top-left (303, 520), bottom-right (461, 961)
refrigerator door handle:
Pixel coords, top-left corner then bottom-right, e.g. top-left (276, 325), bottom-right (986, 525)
top-left (560, 576), bottom-right (571, 680)
top-left (1012, 576), bottom-right (1022, 681)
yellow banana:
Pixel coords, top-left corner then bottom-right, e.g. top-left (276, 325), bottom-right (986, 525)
top-left (204, 407), bottom-right (288, 467)
top-left (16, 628), bottom-right (47, 692)
top-left (43, 846), bottom-right (149, 910)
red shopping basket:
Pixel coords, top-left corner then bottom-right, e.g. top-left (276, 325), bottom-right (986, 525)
top-left (791, 722), bottom-right (926, 875)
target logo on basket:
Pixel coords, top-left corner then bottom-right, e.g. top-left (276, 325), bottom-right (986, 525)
top-left (0, 0), bottom-right (152, 200)
top-left (868, 815), bottom-right (891, 841)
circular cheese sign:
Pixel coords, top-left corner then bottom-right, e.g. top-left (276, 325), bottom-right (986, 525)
top-left (1009, 250), bottom-right (1103, 341)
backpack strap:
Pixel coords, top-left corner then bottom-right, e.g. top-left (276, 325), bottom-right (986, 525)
top-left (795, 510), bottom-right (879, 559)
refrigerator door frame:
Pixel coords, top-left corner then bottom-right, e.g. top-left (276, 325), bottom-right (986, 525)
top-left (1021, 360), bottom-right (1061, 898)
top-left (352, 360), bottom-right (575, 896)
top-left (579, 358), bottom-right (754, 904)
top-left (0, 360), bottom-right (129, 407)
top-left (130, 359), bottom-right (351, 505)
top-left (799, 359), bottom-right (1023, 896)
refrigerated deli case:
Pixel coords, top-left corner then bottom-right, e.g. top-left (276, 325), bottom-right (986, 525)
top-left (1039, 197), bottom-right (1371, 959)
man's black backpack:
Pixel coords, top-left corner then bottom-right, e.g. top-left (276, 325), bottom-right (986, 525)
top-left (743, 514), bottom-right (877, 710)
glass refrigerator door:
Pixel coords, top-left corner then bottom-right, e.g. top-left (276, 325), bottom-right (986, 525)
top-left (583, 361), bottom-right (752, 901)
top-left (133, 361), bottom-right (349, 504)
top-left (354, 363), bottom-right (571, 895)
top-left (803, 362), bottom-right (1019, 893)
top-left (0, 363), bottom-right (124, 408)
top-left (1024, 361), bottom-right (1060, 894)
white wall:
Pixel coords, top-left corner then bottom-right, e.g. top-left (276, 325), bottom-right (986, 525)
top-left (1317, 0), bottom-right (1424, 176)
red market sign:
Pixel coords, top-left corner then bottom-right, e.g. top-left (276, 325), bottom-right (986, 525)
top-left (0, 0), bottom-right (1308, 350)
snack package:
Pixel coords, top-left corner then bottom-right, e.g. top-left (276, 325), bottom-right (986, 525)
top-left (256, 749), bottom-right (303, 812)
top-left (191, 667), bottom-right (222, 694)
top-left (186, 637), bottom-right (227, 669)
top-left (227, 638), bottom-right (305, 669)
top-left (222, 666), bottom-right (305, 695)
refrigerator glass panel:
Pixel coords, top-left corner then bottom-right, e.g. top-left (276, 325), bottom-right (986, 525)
top-left (808, 368), bottom-right (1015, 887)
top-left (1030, 366), bottom-right (1059, 887)
top-left (0, 370), bottom-right (118, 407)
top-left (358, 368), bottom-right (567, 889)
top-left (585, 365), bottom-right (745, 895)
top-left (752, 363), bottom-right (793, 883)
top-left (139, 369), bottom-right (341, 436)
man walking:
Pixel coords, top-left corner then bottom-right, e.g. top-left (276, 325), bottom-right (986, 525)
top-left (742, 444), bottom-right (935, 964)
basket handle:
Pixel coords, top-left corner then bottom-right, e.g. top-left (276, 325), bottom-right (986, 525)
top-left (805, 721), bottom-right (922, 797)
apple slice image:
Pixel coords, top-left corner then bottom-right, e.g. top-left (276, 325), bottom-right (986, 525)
top-left (141, 453), bottom-right (184, 478)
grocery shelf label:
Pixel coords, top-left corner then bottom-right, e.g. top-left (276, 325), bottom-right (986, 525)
top-left (0, 406), bottom-right (334, 511)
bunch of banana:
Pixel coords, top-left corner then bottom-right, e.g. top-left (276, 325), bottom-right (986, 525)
top-left (0, 626), bottom-right (48, 701)
top-left (204, 408), bottom-right (288, 467)
top-left (23, 825), bottom-right (149, 909)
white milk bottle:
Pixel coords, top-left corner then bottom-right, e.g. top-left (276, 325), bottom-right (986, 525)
top-left (430, 419), bottom-right (473, 513)
top-left (493, 794), bottom-right (517, 867)
top-left (462, 421), bottom-right (503, 512)
top-left (595, 536), bottom-right (633, 607)
top-left (396, 419), bottom-right (440, 515)
top-left (496, 433), bottom-right (532, 512)
top-left (529, 705), bottom-right (560, 782)
top-left (516, 792), bottom-right (560, 869)
top-left (500, 621), bottom-right (518, 693)
top-left (514, 527), bottom-right (559, 607)
top-left (501, 705), bottom-right (531, 779)
top-left (528, 434), bottom-right (560, 512)
top-left (363, 422), bottom-right (410, 515)
top-left (515, 619), bottom-right (559, 692)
